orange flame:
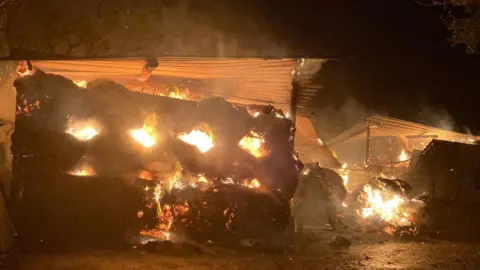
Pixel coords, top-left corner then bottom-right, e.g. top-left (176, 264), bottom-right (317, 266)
top-left (178, 126), bottom-right (214, 153)
top-left (359, 184), bottom-right (411, 227)
top-left (239, 131), bottom-right (268, 158)
top-left (69, 164), bottom-right (95, 177)
top-left (73, 80), bottom-right (88, 88)
top-left (130, 114), bottom-right (157, 148)
top-left (245, 178), bottom-right (261, 189)
top-left (66, 118), bottom-right (100, 141)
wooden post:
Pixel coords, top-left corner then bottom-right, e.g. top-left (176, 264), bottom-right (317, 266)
top-left (365, 115), bottom-right (371, 168)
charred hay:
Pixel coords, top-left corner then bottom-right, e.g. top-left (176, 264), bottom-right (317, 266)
top-left (10, 71), bottom-right (301, 249)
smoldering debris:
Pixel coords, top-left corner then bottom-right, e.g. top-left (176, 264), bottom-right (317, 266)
top-left (10, 70), bottom-right (301, 250)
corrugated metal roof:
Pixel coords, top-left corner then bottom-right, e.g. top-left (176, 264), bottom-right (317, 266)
top-left (327, 114), bottom-right (480, 147)
top-left (31, 57), bottom-right (324, 114)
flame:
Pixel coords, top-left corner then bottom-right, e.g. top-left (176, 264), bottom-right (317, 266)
top-left (317, 138), bottom-right (324, 146)
top-left (359, 184), bottom-right (411, 227)
top-left (239, 131), bottom-right (268, 158)
top-left (73, 80), bottom-right (88, 88)
top-left (198, 176), bottom-right (208, 183)
top-left (246, 178), bottom-right (261, 189)
top-left (66, 119), bottom-right (99, 141)
top-left (16, 61), bottom-right (33, 77)
top-left (398, 149), bottom-right (409, 162)
top-left (69, 164), bottom-right (95, 176)
top-left (253, 112), bottom-right (260, 118)
top-left (130, 114), bottom-right (157, 148)
top-left (178, 127), bottom-right (214, 153)
top-left (167, 85), bottom-right (188, 100)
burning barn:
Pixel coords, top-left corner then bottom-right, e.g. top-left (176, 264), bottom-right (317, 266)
top-left (0, 58), bottom-right (341, 250)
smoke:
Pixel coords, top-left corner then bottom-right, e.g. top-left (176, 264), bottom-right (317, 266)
top-left (9, 0), bottom-right (288, 57)
top-left (313, 97), bottom-right (367, 143)
top-left (415, 106), bottom-right (456, 132)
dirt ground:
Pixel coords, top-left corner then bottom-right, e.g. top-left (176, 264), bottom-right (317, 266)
top-left (10, 240), bottom-right (480, 270)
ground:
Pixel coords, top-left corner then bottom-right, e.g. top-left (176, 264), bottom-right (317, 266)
top-left (11, 241), bottom-right (480, 270)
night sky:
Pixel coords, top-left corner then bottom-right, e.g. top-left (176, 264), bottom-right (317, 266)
top-left (251, 0), bottom-right (480, 133)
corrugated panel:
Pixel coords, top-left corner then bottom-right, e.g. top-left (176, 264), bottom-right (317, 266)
top-left (295, 116), bottom-right (341, 168)
top-left (31, 57), bottom-right (325, 112)
top-left (32, 58), bottom-right (296, 109)
top-left (327, 114), bottom-right (479, 147)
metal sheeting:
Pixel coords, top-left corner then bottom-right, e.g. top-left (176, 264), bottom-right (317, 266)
top-left (295, 116), bottom-right (341, 168)
top-left (327, 114), bottom-right (479, 147)
top-left (31, 57), bottom-right (325, 113)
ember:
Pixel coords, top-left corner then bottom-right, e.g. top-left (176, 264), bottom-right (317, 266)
top-left (239, 131), bottom-right (268, 158)
top-left (178, 126), bottom-right (214, 153)
top-left (130, 114), bottom-right (157, 148)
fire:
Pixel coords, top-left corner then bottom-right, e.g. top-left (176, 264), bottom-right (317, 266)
top-left (359, 184), bottom-right (411, 227)
top-left (130, 114), bottom-right (157, 148)
top-left (245, 178), bottom-right (261, 189)
top-left (69, 164), bottom-right (95, 177)
top-left (239, 131), bottom-right (268, 158)
top-left (16, 61), bottom-right (33, 77)
top-left (66, 118), bottom-right (99, 141)
top-left (178, 127), bottom-right (214, 153)
top-left (197, 176), bottom-right (208, 183)
top-left (73, 80), bottom-right (88, 88)
top-left (167, 85), bottom-right (188, 100)
top-left (398, 149), bottom-right (409, 162)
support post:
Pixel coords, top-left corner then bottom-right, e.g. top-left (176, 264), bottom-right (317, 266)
top-left (365, 115), bottom-right (371, 168)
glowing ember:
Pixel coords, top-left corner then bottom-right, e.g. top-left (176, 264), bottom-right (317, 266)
top-left (253, 112), bottom-right (260, 118)
top-left (73, 80), bottom-right (88, 88)
top-left (239, 131), bottom-right (268, 158)
top-left (359, 184), bottom-right (411, 227)
top-left (66, 119), bottom-right (100, 141)
top-left (178, 127), bottom-right (214, 153)
top-left (317, 138), bottom-right (324, 146)
top-left (130, 114), bottom-right (157, 148)
top-left (138, 170), bottom-right (153, 180)
top-left (398, 149), bottom-right (409, 162)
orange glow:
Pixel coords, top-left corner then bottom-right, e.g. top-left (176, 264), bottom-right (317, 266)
top-left (130, 114), bottom-right (157, 148)
top-left (239, 131), bottom-right (268, 158)
top-left (69, 164), bottom-right (95, 177)
top-left (66, 118), bottom-right (100, 141)
top-left (178, 126), bottom-right (214, 153)
top-left (16, 61), bottom-right (33, 77)
top-left (198, 176), bottom-right (208, 183)
top-left (138, 170), bottom-right (153, 181)
top-left (73, 80), bottom-right (88, 88)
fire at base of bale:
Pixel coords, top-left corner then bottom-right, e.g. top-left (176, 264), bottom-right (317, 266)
top-left (344, 177), bottom-right (425, 236)
top-left (9, 70), bottom-right (301, 249)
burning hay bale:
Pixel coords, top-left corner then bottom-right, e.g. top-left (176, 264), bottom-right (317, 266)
top-left (344, 177), bottom-right (422, 236)
top-left (10, 69), bottom-right (301, 249)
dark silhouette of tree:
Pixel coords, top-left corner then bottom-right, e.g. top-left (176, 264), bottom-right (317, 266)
top-left (416, 0), bottom-right (480, 53)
